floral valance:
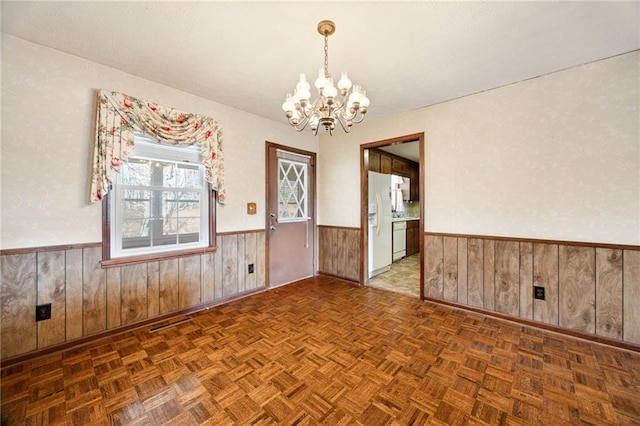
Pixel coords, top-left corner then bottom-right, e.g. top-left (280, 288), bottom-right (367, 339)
top-left (90, 89), bottom-right (225, 203)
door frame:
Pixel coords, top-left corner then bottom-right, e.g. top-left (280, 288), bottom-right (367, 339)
top-left (265, 141), bottom-right (318, 287)
top-left (360, 132), bottom-right (425, 299)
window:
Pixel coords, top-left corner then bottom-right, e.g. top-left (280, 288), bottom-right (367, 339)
top-left (103, 134), bottom-right (216, 266)
top-left (277, 150), bottom-right (309, 222)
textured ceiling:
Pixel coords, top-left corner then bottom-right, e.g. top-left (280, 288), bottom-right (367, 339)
top-left (2, 1), bottom-right (638, 127)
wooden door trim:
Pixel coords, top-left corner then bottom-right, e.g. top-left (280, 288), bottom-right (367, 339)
top-left (360, 133), bottom-right (425, 299)
top-left (265, 142), bottom-right (318, 287)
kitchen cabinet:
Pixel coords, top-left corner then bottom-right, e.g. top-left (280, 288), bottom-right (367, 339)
top-left (392, 157), bottom-right (410, 176)
top-left (368, 150), bottom-right (381, 173)
top-left (409, 163), bottom-right (419, 201)
top-left (367, 148), bottom-right (419, 202)
top-left (381, 154), bottom-right (392, 174)
top-left (406, 220), bottom-right (420, 256)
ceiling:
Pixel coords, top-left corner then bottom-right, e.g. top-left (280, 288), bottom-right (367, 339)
top-left (380, 142), bottom-right (420, 163)
top-left (2, 2), bottom-right (638, 128)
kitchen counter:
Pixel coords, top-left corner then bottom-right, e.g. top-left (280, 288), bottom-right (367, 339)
top-left (391, 216), bottom-right (420, 222)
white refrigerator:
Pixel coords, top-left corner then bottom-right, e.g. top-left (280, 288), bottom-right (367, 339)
top-left (368, 171), bottom-right (392, 278)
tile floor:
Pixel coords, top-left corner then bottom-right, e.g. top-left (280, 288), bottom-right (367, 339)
top-left (368, 253), bottom-right (420, 298)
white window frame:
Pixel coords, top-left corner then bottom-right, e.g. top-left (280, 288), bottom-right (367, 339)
top-left (109, 134), bottom-right (209, 258)
top-left (277, 150), bottom-right (310, 223)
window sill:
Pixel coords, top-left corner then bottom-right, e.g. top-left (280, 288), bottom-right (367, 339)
top-left (101, 246), bottom-right (218, 268)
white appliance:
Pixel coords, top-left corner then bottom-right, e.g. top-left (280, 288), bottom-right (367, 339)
top-left (368, 171), bottom-right (392, 278)
top-left (392, 221), bottom-right (407, 261)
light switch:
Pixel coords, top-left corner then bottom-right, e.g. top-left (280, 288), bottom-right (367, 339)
top-left (247, 202), bottom-right (257, 215)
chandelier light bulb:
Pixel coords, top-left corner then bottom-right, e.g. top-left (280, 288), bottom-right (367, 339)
top-left (324, 81), bottom-right (338, 100)
top-left (338, 71), bottom-right (352, 92)
top-left (348, 88), bottom-right (362, 105)
top-left (297, 74), bottom-right (310, 90)
top-left (283, 20), bottom-right (369, 135)
top-left (360, 93), bottom-right (370, 108)
top-left (314, 68), bottom-right (327, 90)
top-left (282, 93), bottom-right (295, 113)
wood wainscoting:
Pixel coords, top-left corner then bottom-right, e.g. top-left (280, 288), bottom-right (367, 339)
top-left (0, 231), bottom-right (266, 362)
top-left (424, 232), bottom-right (640, 345)
top-left (318, 226), bottom-right (360, 283)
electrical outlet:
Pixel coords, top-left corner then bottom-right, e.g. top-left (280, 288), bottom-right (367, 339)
top-left (534, 286), bottom-right (545, 300)
top-left (248, 263), bottom-right (254, 274)
top-left (36, 303), bottom-right (52, 322)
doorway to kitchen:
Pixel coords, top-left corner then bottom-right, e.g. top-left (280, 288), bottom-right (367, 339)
top-left (360, 133), bottom-right (424, 299)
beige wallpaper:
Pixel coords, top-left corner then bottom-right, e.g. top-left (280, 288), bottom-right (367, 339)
top-left (1, 35), bottom-right (317, 250)
top-left (319, 52), bottom-right (639, 245)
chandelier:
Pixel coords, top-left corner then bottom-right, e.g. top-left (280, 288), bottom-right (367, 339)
top-left (282, 20), bottom-right (370, 135)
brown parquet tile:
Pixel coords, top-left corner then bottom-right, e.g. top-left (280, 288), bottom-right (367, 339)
top-left (2, 276), bottom-right (640, 425)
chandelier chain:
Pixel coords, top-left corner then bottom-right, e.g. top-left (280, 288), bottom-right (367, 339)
top-left (324, 33), bottom-right (329, 78)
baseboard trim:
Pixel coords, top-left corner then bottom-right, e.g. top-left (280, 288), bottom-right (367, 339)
top-left (424, 296), bottom-right (640, 353)
top-left (0, 286), bottom-right (267, 368)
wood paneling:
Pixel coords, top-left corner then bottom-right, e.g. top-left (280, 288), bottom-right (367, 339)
top-left (37, 250), bottom-right (66, 348)
top-left (424, 235), bottom-right (443, 298)
top-left (422, 232), bottom-right (640, 346)
top-left (483, 239), bottom-right (495, 310)
top-left (318, 226), bottom-right (334, 274)
top-left (159, 259), bottom-right (179, 314)
top-left (595, 248), bottom-right (622, 339)
top-left (121, 263), bottom-right (148, 325)
top-left (256, 232), bottom-right (266, 289)
top-left (106, 267), bottom-right (121, 329)
top-left (457, 238), bottom-right (468, 305)
top-left (519, 243), bottom-right (533, 319)
top-left (214, 244), bottom-right (224, 299)
top-left (533, 243), bottom-right (559, 325)
top-left (623, 250), bottom-right (640, 344)
top-left (467, 239), bottom-right (483, 308)
top-left (65, 249), bottom-right (83, 340)
top-left (336, 229), bottom-right (348, 278)
top-left (222, 234), bottom-right (239, 296)
top-left (317, 226), bottom-right (360, 282)
top-left (147, 261), bottom-right (160, 317)
top-left (495, 241), bottom-right (519, 316)
top-left (201, 253), bottom-right (215, 303)
top-left (443, 237), bottom-right (458, 301)
top-left (236, 233), bottom-right (246, 293)
top-left (179, 256), bottom-right (201, 308)
top-left (344, 230), bottom-right (360, 282)
top-left (82, 246), bottom-right (106, 335)
top-left (1, 231), bottom-right (267, 361)
top-left (1, 253), bottom-right (37, 359)
top-left (559, 245), bottom-right (595, 334)
top-left (244, 232), bottom-right (257, 291)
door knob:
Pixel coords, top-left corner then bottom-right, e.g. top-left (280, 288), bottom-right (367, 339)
top-left (270, 226), bottom-right (276, 231)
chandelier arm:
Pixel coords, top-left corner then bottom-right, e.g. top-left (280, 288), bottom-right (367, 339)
top-left (334, 114), bottom-right (352, 133)
top-left (351, 113), bottom-right (367, 124)
top-left (292, 117), bottom-right (310, 132)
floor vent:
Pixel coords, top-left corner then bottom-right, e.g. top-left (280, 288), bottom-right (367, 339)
top-left (149, 316), bottom-right (192, 332)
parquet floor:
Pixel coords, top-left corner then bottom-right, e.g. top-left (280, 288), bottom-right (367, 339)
top-left (2, 276), bottom-right (640, 425)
